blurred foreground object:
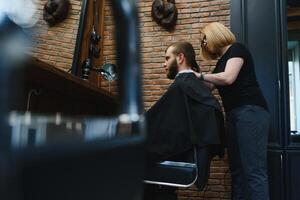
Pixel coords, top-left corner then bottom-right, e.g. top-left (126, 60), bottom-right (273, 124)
top-left (0, 1), bottom-right (145, 200)
top-left (0, 0), bottom-right (38, 28)
top-left (0, 1), bottom-right (36, 152)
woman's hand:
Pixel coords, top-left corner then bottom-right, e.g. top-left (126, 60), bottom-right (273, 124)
top-left (193, 71), bottom-right (215, 90)
top-left (193, 71), bottom-right (201, 79)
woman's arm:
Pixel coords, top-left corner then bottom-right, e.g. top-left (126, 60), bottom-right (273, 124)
top-left (201, 57), bottom-right (244, 86)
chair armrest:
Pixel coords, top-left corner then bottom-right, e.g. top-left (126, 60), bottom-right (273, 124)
top-left (144, 161), bottom-right (198, 187)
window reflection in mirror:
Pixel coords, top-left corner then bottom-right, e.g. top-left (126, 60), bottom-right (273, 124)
top-left (287, 0), bottom-right (300, 140)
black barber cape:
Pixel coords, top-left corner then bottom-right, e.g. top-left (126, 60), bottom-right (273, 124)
top-left (146, 73), bottom-right (225, 162)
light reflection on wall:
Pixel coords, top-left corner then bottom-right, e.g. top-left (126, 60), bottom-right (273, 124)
top-left (287, 1), bottom-right (300, 135)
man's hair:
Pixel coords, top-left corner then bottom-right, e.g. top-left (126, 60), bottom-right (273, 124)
top-left (165, 41), bottom-right (200, 72)
top-left (199, 22), bottom-right (236, 60)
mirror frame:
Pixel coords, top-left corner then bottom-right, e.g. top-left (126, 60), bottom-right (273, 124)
top-left (71, 0), bottom-right (88, 76)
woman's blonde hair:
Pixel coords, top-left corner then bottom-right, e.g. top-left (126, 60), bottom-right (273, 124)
top-left (199, 22), bottom-right (236, 60)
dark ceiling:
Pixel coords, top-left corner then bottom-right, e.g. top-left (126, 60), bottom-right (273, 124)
top-left (288, 0), bottom-right (300, 7)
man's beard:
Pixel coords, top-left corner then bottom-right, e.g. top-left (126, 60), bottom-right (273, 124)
top-left (167, 60), bottom-right (178, 79)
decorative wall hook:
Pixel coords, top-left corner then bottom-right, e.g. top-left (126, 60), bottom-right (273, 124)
top-left (151, 0), bottom-right (178, 30)
top-left (43, 0), bottom-right (70, 26)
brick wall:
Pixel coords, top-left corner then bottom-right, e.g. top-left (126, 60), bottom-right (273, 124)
top-left (30, 0), bottom-right (82, 71)
top-left (30, 0), bottom-right (232, 199)
top-left (102, 0), bottom-right (231, 199)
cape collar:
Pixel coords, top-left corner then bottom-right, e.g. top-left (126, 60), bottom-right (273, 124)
top-left (175, 69), bottom-right (194, 78)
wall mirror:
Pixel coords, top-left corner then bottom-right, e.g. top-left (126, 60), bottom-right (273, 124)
top-left (71, 0), bottom-right (106, 86)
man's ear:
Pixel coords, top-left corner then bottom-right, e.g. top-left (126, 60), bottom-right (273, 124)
top-left (177, 53), bottom-right (184, 64)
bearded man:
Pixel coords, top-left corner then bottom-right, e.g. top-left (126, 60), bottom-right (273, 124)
top-left (144, 41), bottom-right (225, 200)
top-left (145, 41), bottom-right (225, 164)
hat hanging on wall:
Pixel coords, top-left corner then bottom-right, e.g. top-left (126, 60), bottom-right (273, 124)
top-left (151, 0), bottom-right (178, 30)
top-left (43, 0), bottom-right (70, 26)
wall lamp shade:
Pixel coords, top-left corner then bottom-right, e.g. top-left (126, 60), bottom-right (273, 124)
top-left (101, 63), bottom-right (118, 81)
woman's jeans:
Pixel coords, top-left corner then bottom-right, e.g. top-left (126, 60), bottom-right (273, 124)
top-left (226, 105), bottom-right (270, 200)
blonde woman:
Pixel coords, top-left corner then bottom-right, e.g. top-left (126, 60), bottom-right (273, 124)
top-left (195, 22), bottom-right (270, 200)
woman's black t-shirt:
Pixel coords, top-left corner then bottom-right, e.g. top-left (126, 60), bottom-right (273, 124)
top-left (213, 43), bottom-right (268, 113)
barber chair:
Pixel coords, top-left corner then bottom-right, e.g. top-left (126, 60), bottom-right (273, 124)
top-left (0, 1), bottom-right (144, 200)
top-left (144, 146), bottom-right (212, 190)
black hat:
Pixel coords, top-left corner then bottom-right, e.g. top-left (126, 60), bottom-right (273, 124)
top-left (151, 0), bottom-right (178, 30)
